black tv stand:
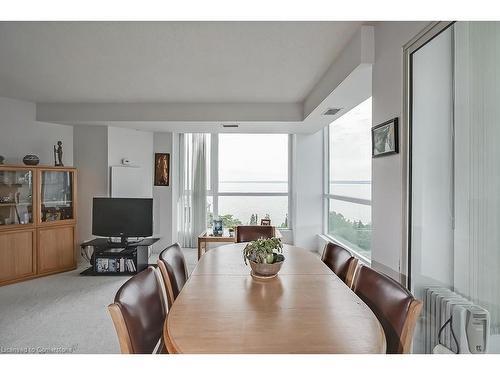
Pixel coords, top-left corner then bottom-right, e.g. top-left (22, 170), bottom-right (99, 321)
top-left (80, 237), bottom-right (159, 276)
top-left (107, 237), bottom-right (143, 247)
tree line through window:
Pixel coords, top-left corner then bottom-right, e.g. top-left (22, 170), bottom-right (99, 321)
top-left (326, 98), bottom-right (372, 260)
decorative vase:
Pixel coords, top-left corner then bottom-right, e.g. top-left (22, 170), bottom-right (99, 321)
top-left (23, 154), bottom-right (40, 166)
top-left (248, 259), bottom-right (284, 279)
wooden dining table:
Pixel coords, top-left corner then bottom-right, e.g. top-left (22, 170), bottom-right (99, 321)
top-left (164, 243), bottom-right (386, 354)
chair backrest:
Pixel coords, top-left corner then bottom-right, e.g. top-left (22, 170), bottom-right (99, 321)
top-left (235, 225), bottom-right (275, 243)
top-left (157, 243), bottom-right (189, 308)
top-left (321, 242), bottom-right (358, 288)
top-left (108, 266), bottom-right (168, 354)
top-left (352, 265), bottom-right (422, 354)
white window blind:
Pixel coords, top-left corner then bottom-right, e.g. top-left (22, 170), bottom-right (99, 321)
top-left (454, 21), bottom-right (500, 334)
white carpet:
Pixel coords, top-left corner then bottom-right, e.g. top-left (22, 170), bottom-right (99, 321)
top-left (0, 248), bottom-right (198, 354)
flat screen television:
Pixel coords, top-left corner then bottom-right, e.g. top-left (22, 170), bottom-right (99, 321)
top-left (92, 197), bottom-right (153, 239)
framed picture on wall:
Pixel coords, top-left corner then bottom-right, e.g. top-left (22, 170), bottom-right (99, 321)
top-left (372, 117), bottom-right (399, 157)
top-left (154, 153), bottom-right (170, 186)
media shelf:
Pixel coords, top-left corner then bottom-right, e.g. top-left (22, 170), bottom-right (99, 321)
top-left (80, 237), bottom-right (159, 276)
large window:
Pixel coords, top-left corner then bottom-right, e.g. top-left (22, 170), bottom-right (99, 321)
top-left (325, 97), bottom-right (372, 260)
top-left (208, 134), bottom-right (289, 228)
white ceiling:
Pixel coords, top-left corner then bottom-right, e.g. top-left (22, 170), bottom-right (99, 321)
top-left (0, 21), bottom-right (361, 103)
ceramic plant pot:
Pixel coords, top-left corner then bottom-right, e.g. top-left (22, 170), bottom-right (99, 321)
top-left (249, 259), bottom-right (284, 279)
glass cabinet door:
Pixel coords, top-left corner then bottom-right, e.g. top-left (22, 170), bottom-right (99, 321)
top-left (0, 169), bottom-right (34, 226)
top-left (40, 170), bottom-right (74, 222)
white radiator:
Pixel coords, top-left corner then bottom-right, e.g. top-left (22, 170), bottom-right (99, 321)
top-left (423, 287), bottom-right (490, 353)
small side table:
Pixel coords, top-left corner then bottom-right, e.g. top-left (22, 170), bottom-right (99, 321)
top-left (197, 230), bottom-right (235, 259)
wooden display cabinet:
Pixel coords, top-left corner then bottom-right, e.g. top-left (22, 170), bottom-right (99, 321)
top-left (0, 165), bottom-right (77, 286)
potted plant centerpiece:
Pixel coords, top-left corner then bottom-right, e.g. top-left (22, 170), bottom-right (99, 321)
top-left (243, 237), bottom-right (285, 279)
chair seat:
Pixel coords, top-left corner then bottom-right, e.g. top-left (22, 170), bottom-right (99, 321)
top-left (321, 242), bottom-right (358, 288)
top-left (157, 243), bottom-right (189, 308)
top-left (352, 265), bottom-right (422, 354)
top-left (235, 225), bottom-right (275, 243)
top-left (108, 266), bottom-right (168, 354)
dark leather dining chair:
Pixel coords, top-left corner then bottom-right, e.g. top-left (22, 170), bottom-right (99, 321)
top-left (321, 242), bottom-right (358, 288)
top-left (108, 266), bottom-right (168, 354)
top-left (235, 225), bottom-right (275, 243)
top-left (157, 243), bottom-right (189, 308)
top-left (351, 265), bottom-right (422, 354)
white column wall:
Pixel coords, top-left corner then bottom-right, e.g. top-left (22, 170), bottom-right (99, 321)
top-left (153, 132), bottom-right (176, 251)
top-left (73, 125), bottom-right (109, 250)
top-left (292, 130), bottom-right (324, 251)
top-left (371, 21), bottom-right (430, 279)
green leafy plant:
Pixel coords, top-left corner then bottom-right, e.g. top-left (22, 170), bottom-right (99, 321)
top-left (243, 237), bottom-right (284, 265)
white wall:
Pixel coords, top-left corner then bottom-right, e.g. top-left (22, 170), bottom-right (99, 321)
top-left (292, 130), bottom-right (324, 251)
top-left (371, 22), bottom-right (429, 280)
top-left (0, 96), bottom-right (73, 166)
top-left (73, 124), bottom-right (180, 256)
top-left (73, 125), bottom-right (109, 248)
top-left (107, 126), bottom-right (154, 198)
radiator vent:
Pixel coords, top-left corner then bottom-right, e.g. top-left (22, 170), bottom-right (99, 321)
top-left (222, 124), bottom-right (239, 128)
top-left (423, 287), bottom-right (490, 354)
top-left (323, 108), bottom-right (342, 116)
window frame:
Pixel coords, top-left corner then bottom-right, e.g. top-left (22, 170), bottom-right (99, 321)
top-left (209, 133), bottom-right (292, 229)
top-left (402, 21), bottom-right (455, 289)
top-left (323, 112), bottom-right (372, 264)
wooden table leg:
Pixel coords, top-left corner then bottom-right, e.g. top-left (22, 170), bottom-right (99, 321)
top-left (198, 238), bottom-right (202, 260)
top-left (201, 240), bottom-right (206, 258)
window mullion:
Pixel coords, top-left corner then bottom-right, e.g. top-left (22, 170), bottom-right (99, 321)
top-left (288, 134), bottom-right (293, 231)
top-left (326, 194), bottom-right (371, 206)
top-left (323, 126), bottom-right (329, 234)
top-left (217, 192), bottom-right (288, 197)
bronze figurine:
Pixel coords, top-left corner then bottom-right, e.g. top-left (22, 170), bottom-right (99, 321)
top-left (53, 140), bottom-right (64, 166)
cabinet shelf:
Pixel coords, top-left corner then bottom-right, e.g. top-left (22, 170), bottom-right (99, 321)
top-left (41, 201), bottom-right (73, 205)
top-left (0, 183), bottom-right (25, 188)
top-left (0, 202), bottom-right (32, 207)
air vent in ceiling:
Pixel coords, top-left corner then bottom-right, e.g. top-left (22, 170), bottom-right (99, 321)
top-left (222, 124), bottom-right (239, 128)
top-left (322, 108), bottom-right (342, 116)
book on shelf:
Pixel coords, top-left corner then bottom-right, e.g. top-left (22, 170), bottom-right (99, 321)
top-left (96, 258), bottom-right (108, 273)
top-left (109, 259), bottom-right (116, 272)
top-left (95, 257), bottom-right (136, 273)
top-left (127, 259), bottom-right (136, 272)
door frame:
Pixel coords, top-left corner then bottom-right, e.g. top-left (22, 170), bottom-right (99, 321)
top-left (401, 21), bottom-right (455, 290)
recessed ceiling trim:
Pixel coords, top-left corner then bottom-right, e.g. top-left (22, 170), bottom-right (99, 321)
top-left (303, 25), bottom-right (374, 119)
top-left (36, 102), bottom-right (304, 123)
